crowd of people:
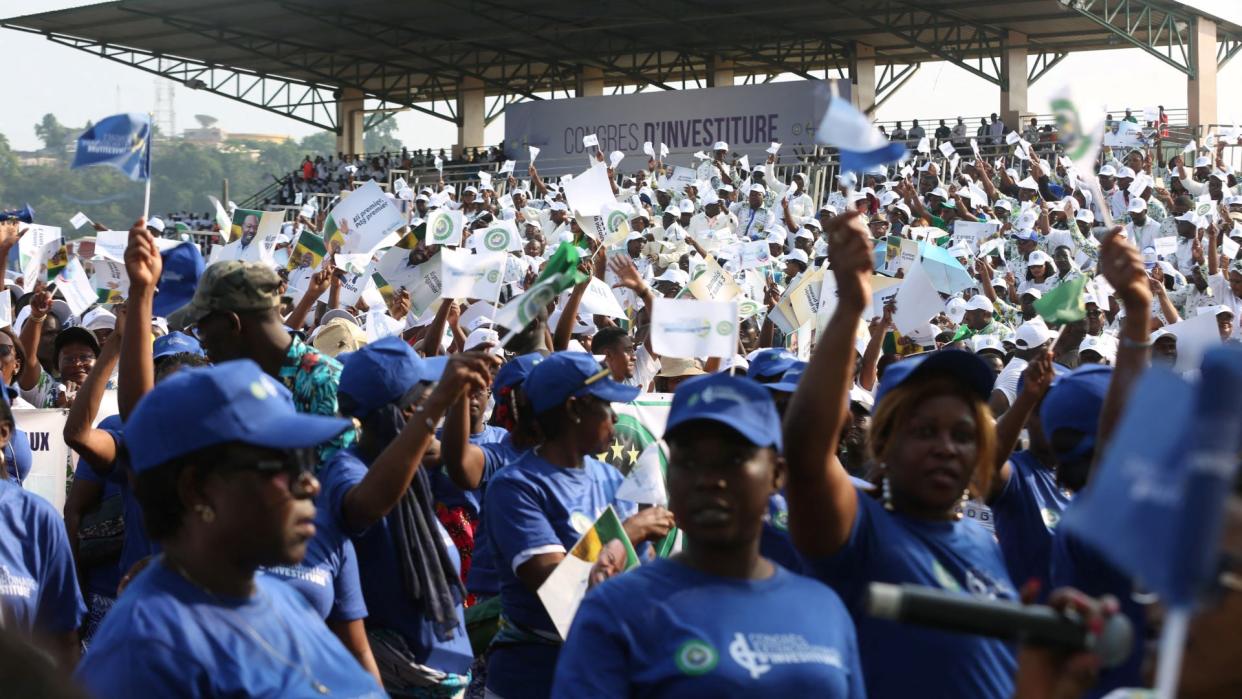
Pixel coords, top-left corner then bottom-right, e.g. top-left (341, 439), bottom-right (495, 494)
top-left (1, 120), bottom-right (1241, 699)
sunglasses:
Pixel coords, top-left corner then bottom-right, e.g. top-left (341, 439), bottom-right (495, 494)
top-left (220, 447), bottom-right (320, 495)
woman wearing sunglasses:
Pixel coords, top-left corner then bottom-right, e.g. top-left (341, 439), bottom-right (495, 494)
top-left (74, 360), bottom-right (384, 697)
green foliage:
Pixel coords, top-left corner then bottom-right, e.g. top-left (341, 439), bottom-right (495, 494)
top-left (364, 116), bottom-right (402, 154)
top-left (33, 114), bottom-right (72, 157)
top-left (0, 124), bottom-right (339, 231)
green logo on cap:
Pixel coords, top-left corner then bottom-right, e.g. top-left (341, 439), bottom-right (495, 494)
top-left (675, 639), bottom-right (718, 676)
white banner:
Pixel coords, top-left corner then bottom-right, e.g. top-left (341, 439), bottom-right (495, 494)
top-left (15, 409), bottom-right (72, 513)
top-left (505, 80), bottom-right (845, 174)
top-left (332, 180), bottom-right (406, 255)
top-left (440, 248), bottom-right (506, 301)
top-left (651, 298), bottom-right (738, 359)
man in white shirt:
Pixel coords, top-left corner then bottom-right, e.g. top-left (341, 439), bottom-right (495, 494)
top-left (1124, 198), bottom-right (1161, 250)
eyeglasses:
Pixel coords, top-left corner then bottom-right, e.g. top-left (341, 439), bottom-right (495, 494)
top-left (223, 447), bottom-right (320, 497)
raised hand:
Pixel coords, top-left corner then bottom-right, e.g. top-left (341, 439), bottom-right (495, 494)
top-left (825, 211), bottom-right (874, 312)
top-left (1099, 227), bottom-right (1152, 309)
top-left (124, 218), bottom-right (162, 291)
top-left (608, 255), bottom-right (647, 294)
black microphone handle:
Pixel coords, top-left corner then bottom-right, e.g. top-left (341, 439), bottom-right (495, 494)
top-left (867, 582), bottom-right (1134, 668)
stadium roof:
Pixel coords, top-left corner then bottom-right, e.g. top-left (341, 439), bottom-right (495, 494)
top-left (5, 0), bottom-right (1242, 132)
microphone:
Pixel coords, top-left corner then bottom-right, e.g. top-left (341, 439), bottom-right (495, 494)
top-left (866, 582), bottom-right (1134, 668)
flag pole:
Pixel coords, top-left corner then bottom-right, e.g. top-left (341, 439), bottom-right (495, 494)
top-left (1153, 607), bottom-right (1189, 699)
top-left (142, 112), bottom-right (154, 221)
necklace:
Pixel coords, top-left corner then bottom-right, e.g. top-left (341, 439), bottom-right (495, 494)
top-left (164, 557), bottom-right (331, 695)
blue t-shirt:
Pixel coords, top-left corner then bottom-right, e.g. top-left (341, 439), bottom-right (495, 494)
top-left (807, 490), bottom-right (1018, 699)
top-left (991, 450), bottom-right (1072, 597)
top-left (552, 557), bottom-right (865, 699)
top-left (430, 423), bottom-right (509, 515)
top-left (0, 478), bottom-right (85, 634)
top-left (466, 436), bottom-right (528, 597)
top-left (89, 419), bottom-right (159, 580)
top-left (319, 448), bottom-right (473, 675)
top-left (4, 428), bottom-right (31, 484)
top-left (1050, 528), bottom-right (1145, 697)
top-left (75, 562), bottom-right (384, 698)
top-left (260, 490), bottom-right (367, 623)
top-left (71, 456), bottom-right (124, 598)
top-left (484, 451), bottom-right (636, 699)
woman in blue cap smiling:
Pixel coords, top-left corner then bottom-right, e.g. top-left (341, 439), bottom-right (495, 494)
top-left (74, 360), bottom-right (383, 697)
top-left (551, 373), bottom-right (865, 698)
top-left (785, 210), bottom-right (1019, 698)
top-left (319, 336), bottom-right (497, 697)
top-left (482, 351), bottom-right (675, 699)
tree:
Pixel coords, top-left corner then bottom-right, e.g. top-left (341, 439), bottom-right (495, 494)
top-left (300, 131), bottom-right (336, 155)
top-left (33, 114), bottom-right (71, 157)
top-left (364, 115), bottom-right (402, 153)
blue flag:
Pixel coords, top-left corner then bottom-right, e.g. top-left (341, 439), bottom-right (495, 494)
top-left (814, 96), bottom-right (906, 174)
top-left (1061, 346), bottom-right (1242, 608)
top-left (71, 113), bottom-right (151, 181)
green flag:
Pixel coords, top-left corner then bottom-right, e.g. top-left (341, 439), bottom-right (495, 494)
top-left (1033, 275), bottom-right (1088, 324)
top-left (494, 242), bottom-right (589, 341)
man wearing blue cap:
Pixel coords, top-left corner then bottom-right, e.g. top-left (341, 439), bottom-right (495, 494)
top-left (75, 361), bottom-right (383, 697)
top-left (553, 373), bottom-right (865, 698)
top-left (483, 352), bottom-right (674, 699)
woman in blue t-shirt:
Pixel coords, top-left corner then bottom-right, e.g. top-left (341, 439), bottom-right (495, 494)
top-left (320, 337), bottom-right (497, 697)
top-left (0, 393), bottom-right (84, 668)
top-left (552, 373), bottom-right (865, 698)
top-left (785, 211), bottom-right (1019, 698)
top-left (483, 351), bottom-right (676, 699)
top-left (74, 360), bottom-right (383, 698)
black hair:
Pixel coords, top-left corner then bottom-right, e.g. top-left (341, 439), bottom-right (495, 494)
top-left (0, 326), bottom-right (27, 379)
top-left (534, 403), bottom-right (571, 442)
top-left (134, 443), bottom-right (232, 540)
top-left (155, 352), bottom-right (212, 383)
top-left (592, 327), bottom-right (630, 354)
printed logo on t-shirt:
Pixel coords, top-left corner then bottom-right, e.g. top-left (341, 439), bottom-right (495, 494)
top-left (264, 564), bottom-right (330, 588)
top-left (728, 632), bottom-right (844, 680)
top-left (0, 565), bottom-right (37, 599)
top-left (675, 639), bottom-right (718, 676)
top-left (931, 559), bottom-right (963, 592)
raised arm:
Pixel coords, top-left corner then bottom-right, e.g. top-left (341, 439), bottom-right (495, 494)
top-left (1095, 229), bottom-right (1153, 464)
top-left (529, 164), bottom-right (547, 198)
top-left (285, 265), bottom-right (332, 332)
top-left (858, 305), bottom-right (892, 392)
top-left (119, 219), bottom-right (160, 420)
top-left (442, 391), bottom-right (488, 490)
top-left (783, 211), bottom-right (871, 557)
top-left (988, 351), bottom-right (1053, 503)
top-left (339, 352), bottom-right (496, 533)
top-left (63, 310), bottom-right (125, 472)
top-left (17, 284), bottom-right (50, 391)
top-left (419, 298), bottom-right (455, 357)
top-left (553, 259), bottom-right (593, 351)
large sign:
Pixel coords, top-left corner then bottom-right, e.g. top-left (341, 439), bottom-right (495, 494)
top-left (505, 80), bottom-right (847, 174)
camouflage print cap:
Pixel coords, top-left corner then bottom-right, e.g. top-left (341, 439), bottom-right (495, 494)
top-left (167, 260), bottom-right (282, 329)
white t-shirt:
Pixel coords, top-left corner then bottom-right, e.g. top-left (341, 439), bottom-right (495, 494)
top-left (1208, 271), bottom-right (1242, 336)
top-left (993, 356), bottom-right (1029, 407)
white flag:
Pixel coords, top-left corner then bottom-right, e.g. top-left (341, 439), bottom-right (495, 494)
top-left (582, 133), bottom-right (599, 148)
top-left (615, 441), bottom-right (668, 505)
top-left (426, 209), bottom-right (464, 247)
top-left (440, 248), bottom-right (506, 301)
top-left (938, 141), bottom-right (956, 158)
top-left (608, 150), bottom-right (625, 169)
top-left (659, 142), bottom-right (669, 159)
top-left (55, 258), bottom-right (96, 317)
top-left (471, 219), bottom-right (522, 253)
top-left (642, 141), bottom-right (655, 159)
top-left (69, 212), bottom-right (91, 230)
top-left (650, 298), bottom-right (738, 359)
top-left (529, 145), bottom-right (540, 163)
top-left (434, 155), bottom-right (444, 173)
top-left (500, 160), bottom-right (516, 174)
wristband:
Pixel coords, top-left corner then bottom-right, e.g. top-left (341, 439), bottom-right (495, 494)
top-left (1120, 337), bottom-right (1152, 350)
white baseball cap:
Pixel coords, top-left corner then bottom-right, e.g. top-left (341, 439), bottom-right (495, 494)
top-left (1014, 319), bottom-right (1054, 349)
top-left (945, 297), bottom-right (967, 324)
top-left (1027, 250), bottom-right (1053, 267)
top-left (965, 295), bottom-right (995, 313)
top-left (678, 199), bottom-right (696, 214)
top-left (1075, 209), bottom-right (1095, 224)
top-left (1126, 197), bottom-right (1147, 213)
top-left (713, 141), bottom-right (729, 151)
top-left (786, 249), bottom-right (809, 267)
top-left (971, 334), bottom-right (1005, 356)
top-left (1098, 164), bottom-right (1117, 177)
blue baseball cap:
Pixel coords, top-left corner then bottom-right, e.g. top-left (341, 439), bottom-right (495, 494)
top-left (747, 349), bottom-right (799, 381)
top-left (494, 352), bottom-right (545, 392)
top-left (525, 352), bottom-right (639, 415)
top-left (153, 331), bottom-right (204, 360)
top-left (125, 360), bottom-right (352, 473)
top-left (1040, 364), bottom-right (1113, 459)
top-left (665, 373), bottom-right (782, 451)
top-left (764, 362), bottom-right (807, 393)
top-left (338, 337), bottom-right (428, 420)
top-left (152, 242), bottom-right (205, 318)
top-left (875, 349), bottom-right (996, 408)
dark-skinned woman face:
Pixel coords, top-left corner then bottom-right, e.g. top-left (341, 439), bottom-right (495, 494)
top-left (57, 341), bottom-right (96, 385)
top-left (667, 422), bottom-right (782, 549)
top-left (564, 394), bottom-right (616, 455)
top-left (881, 393), bottom-right (981, 515)
top-left (0, 332), bottom-right (19, 385)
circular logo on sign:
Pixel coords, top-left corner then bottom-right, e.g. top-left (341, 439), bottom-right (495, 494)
top-left (516, 283), bottom-right (558, 326)
top-left (432, 215), bottom-right (454, 242)
top-left (484, 228), bottom-right (509, 251)
top-left (486, 269), bottom-right (500, 283)
top-left (675, 640), bottom-right (718, 676)
top-left (606, 209), bottom-right (629, 235)
top-left (715, 320), bottom-right (735, 336)
top-left (738, 299), bottom-right (760, 318)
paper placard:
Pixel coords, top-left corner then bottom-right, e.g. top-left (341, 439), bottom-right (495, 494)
top-left (69, 212), bottom-right (91, 230)
top-left (892, 258), bottom-right (943, 334)
top-left (1005, 131), bottom-right (1021, 145)
top-left (938, 141), bottom-right (955, 158)
top-left (1221, 235), bottom-right (1240, 260)
top-left (582, 133), bottom-right (599, 148)
top-left (1153, 236), bottom-right (1178, 257)
top-left (766, 142), bottom-right (781, 155)
top-left (561, 163), bottom-right (615, 217)
top-left (331, 180), bottom-right (406, 255)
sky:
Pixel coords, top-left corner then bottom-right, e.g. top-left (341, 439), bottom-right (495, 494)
top-left (4, 0), bottom-right (1242, 152)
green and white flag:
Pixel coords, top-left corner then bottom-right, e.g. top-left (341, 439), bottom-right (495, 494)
top-left (427, 209), bottom-right (464, 247)
top-left (536, 505), bottom-right (640, 639)
top-left (1033, 275), bottom-right (1088, 324)
top-left (440, 248), bottom-right (506, 302)
top-left (474, 219), bottom-right (522, 253)
top-left (494, 242), bottom-right (588, 341)
top-left (1051, 87), bottom-right (1108, 226)
top-left (600, 202), bottom-right (632, 248)
top-left (651, 298), bottom-right (738, 359)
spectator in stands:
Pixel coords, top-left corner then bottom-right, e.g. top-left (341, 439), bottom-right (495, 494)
top-left (1124, 108), bottom-right (1138, 123)
top-left (891, 121), bottom-right (907, 142)
top-left (988, 113), bottom-right (1005, 145)
top-left (935, 119), bottom-right (951, 142)
top-left (908, 119), bottom-right (925, 142)
top-left (977, 116), bottom-right (989, 144)
top-left (1023, 118), bottom-right (1040, 145)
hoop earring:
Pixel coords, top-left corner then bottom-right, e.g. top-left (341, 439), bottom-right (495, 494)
top-left (194, 504), bottom-right (216, 524)
top-left (881, 474), bottom-right (894, 512)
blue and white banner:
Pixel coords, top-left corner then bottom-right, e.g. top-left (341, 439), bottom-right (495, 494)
top-left (505, 81), bottom-right (847, 175)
